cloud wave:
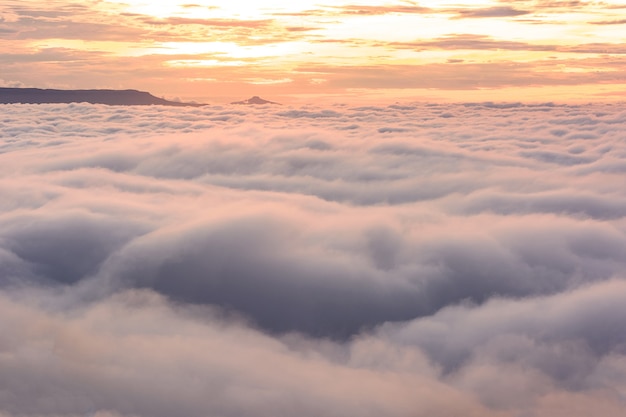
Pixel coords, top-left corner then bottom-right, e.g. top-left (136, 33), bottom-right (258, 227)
top-left (1, 101), bottom-right (625, 416)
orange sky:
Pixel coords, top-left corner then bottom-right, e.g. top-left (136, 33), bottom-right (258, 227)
top-left (1, 0), bottom-right (626, 103)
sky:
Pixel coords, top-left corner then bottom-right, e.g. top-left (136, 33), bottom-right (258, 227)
top-left (1, 101), bottom-right (626, 416)
top-left (1, 0), bottom-right (626, 103)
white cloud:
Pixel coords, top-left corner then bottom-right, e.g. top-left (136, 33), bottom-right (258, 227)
top-left (1, 101), bottom-right (625, 416)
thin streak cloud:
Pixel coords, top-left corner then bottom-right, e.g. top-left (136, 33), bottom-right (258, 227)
top-left (3, 0), bottom-right (626, 101)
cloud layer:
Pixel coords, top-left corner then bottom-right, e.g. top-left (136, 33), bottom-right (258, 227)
top-left (1, 101), bottom-right (626, 416)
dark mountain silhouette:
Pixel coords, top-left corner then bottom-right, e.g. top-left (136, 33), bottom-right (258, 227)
top-left (231, 96), bottom-right (281, 105)
top-left (0, 88), bottom-right (206, 107)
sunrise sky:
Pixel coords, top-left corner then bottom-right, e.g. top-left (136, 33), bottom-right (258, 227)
top-left (4, 3), bottom-right (626, 417)
top-left (2, 0), bottom-right (626, 103)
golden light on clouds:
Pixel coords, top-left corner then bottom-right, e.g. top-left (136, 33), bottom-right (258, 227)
top-left (2, 0), bottom-right (626, 102)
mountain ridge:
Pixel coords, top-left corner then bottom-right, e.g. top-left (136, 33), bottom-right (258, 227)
top-left (0, 88), bottom-right (205, 107)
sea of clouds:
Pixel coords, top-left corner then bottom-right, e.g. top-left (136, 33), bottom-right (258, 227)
top-left (1, 101), bottom-right (626, 416)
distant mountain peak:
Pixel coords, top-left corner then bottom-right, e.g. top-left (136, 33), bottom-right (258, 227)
top-left (231, 96), bottom-right (281, 105)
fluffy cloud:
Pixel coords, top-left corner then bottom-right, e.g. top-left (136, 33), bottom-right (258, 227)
top-left (1, 101), bottom-right (625, 416)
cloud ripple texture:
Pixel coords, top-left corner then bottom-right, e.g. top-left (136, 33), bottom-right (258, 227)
top-left (1, 101), bottom-right (626, 417)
